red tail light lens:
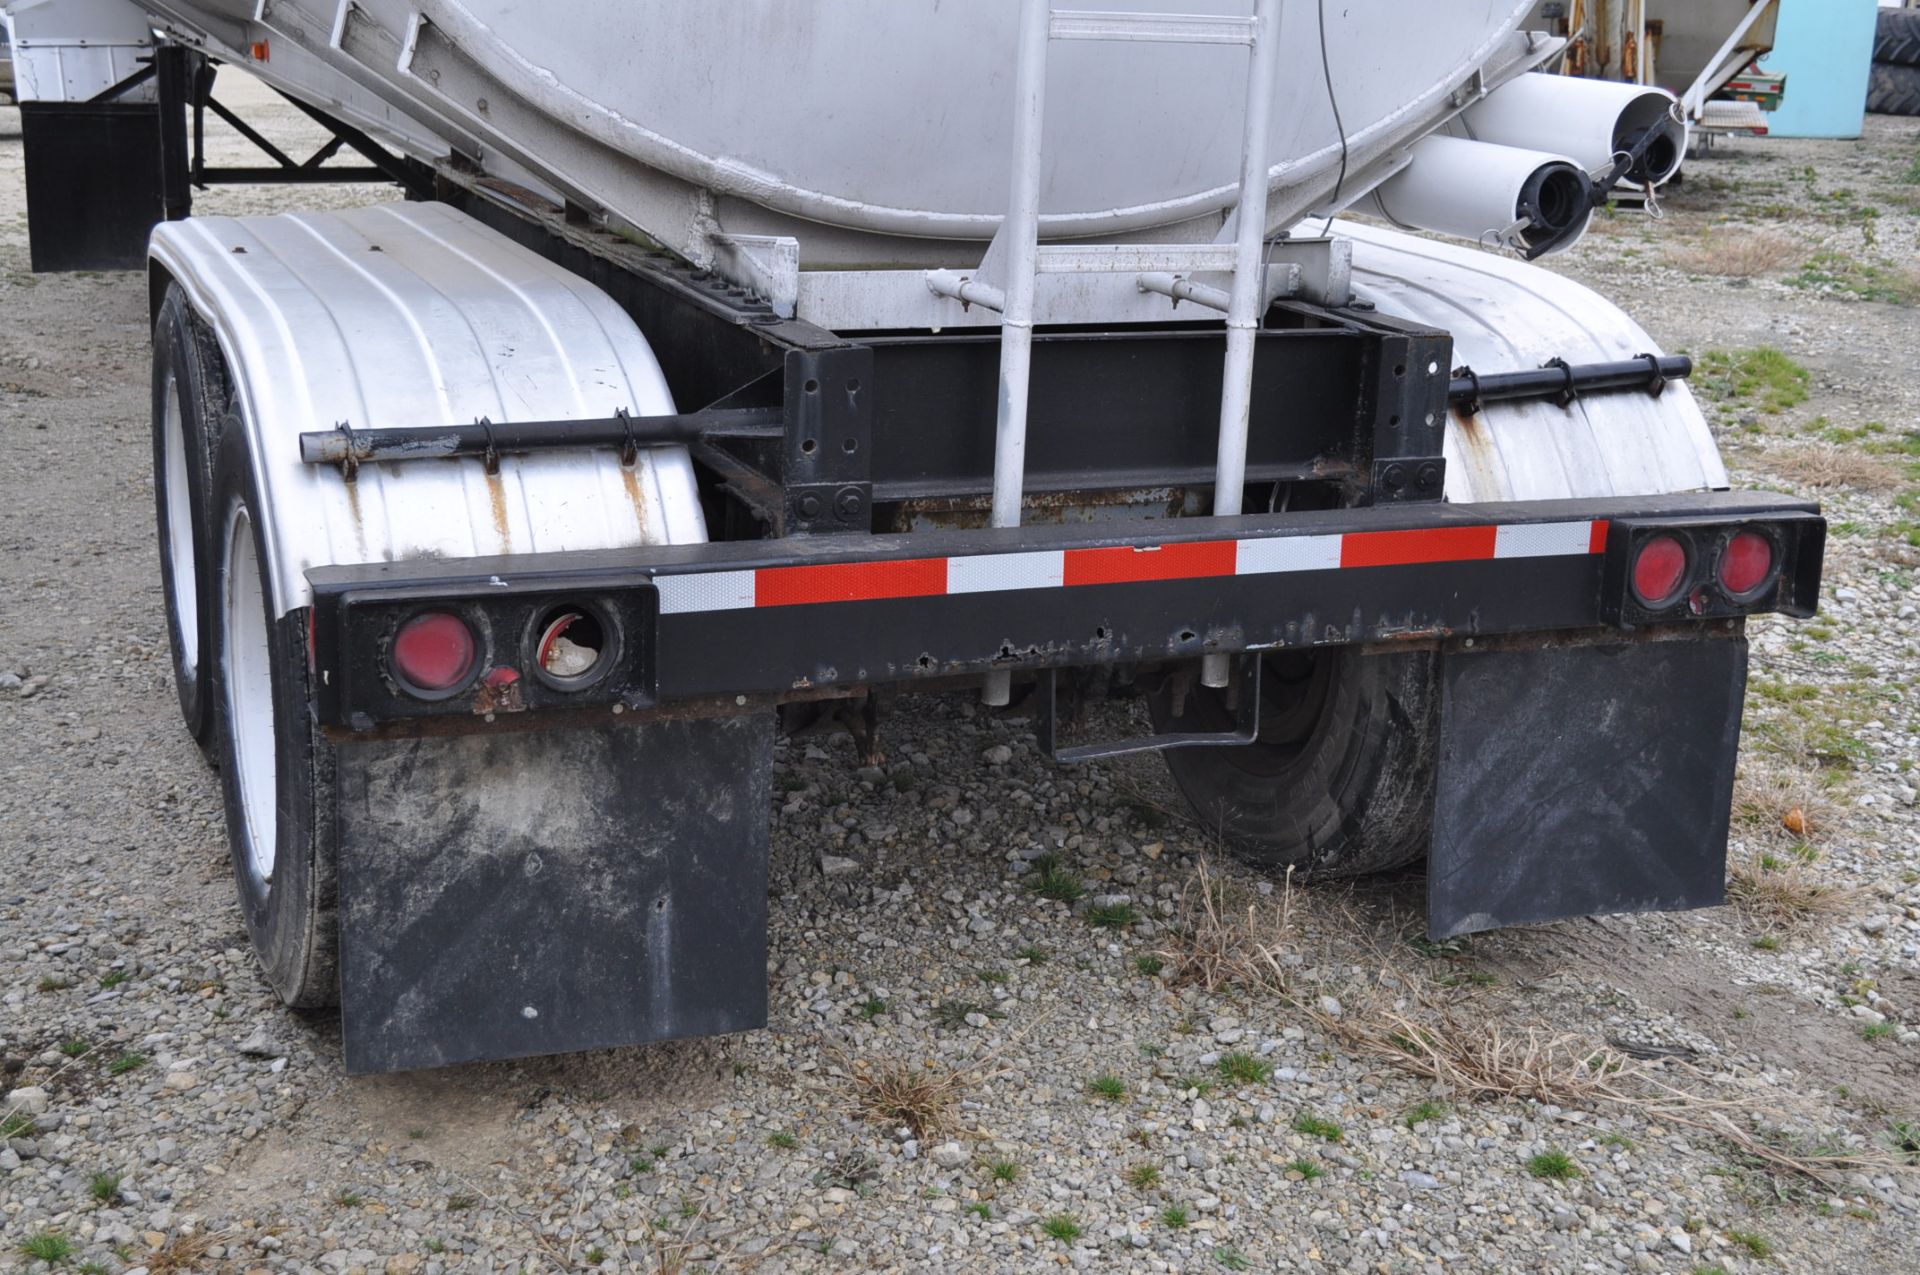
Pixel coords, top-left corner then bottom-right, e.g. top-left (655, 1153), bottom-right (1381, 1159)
top-left (1631, 534), bottom-right (1689, 608)
top-left (391, 612), bottom-right (478, 693)
top-left (1718, 530), bottom-right (1775, 597)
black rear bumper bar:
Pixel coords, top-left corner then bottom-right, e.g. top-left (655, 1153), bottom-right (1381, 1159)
top-left (308, 491), bottom-right (1822, 731)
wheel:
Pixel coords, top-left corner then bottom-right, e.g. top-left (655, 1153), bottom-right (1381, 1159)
top-left (1876, 10), bottom-right (1920, 68)
top-left (210, 424), bottom-right (340, 1008)
top-left (151, 284), bottom-right (228, 759)
top-left (1867, 61), bottom-right (1920, 116)
top-left (1148, 649), bottom-right (1439, 877)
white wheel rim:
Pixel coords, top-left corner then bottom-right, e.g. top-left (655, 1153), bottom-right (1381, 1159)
top-left (222, 503), bottom-right (278, 887)
top-left (161, 374), bottom-right (198, 672)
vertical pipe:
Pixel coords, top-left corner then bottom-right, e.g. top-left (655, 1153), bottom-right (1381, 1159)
top-left (983, 0), bottom-right (1053, 708)
top-left (1203, 0), bottom-right (1284, 689)
top-left (155, 45), bottom-right (194, 223)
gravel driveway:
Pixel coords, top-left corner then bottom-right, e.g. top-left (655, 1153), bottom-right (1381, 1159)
top-left (2, 79), bottom-right (1917, 1274)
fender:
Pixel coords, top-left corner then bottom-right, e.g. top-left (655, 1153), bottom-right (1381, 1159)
top-left (1339, 219), bottom-right (1729, 504)
top-left (148, 200), bottom-right (707, 618)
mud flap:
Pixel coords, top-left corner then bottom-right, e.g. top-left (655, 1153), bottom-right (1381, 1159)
top-left (334, 714), bottom-right (772, 1073)
top-left (1427, 633), bottom-right (1746, 940)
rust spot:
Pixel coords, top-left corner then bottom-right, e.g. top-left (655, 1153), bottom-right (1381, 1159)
top-left (1451, 405), bottom-right (1500, 492)
top-left (473, 666), bottom-right (526, 715)
top-left (620, 462), bottom-right (650, 529)
top-left (485, 467), bottom-right (512, 551)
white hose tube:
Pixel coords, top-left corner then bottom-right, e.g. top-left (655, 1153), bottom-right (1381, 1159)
top-left (1463, 72), bottom-right (1687, 187)
top-left (1360, 135), bottom-right (1595, 259)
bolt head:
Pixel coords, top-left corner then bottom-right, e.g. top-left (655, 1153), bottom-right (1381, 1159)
top-left (834, 488), bottom-right (865, 520)
top-left (1381, 463), bottom-right (1407, 491)
top-left (797, 493), bottom-right (823, 518)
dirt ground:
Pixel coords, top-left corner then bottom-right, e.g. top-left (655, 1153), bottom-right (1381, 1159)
top-left (1, 72), bottom-right (1918, 1275)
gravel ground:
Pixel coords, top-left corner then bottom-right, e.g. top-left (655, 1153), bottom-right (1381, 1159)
top-left (2, 79), bottom-right (1918, 1275)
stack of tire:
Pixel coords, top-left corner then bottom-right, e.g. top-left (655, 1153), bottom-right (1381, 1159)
top-left (1869, 8), bottom-right (1920, 116)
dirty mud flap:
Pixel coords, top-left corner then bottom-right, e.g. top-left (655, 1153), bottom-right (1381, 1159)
top-left (1427, 632), bottom-right (1747, 940)
top-left (335, 715), bottom-right (772, 1073)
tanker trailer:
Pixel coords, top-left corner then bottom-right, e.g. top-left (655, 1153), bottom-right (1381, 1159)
top-left (9, 0), bottom-right (1821, 1072)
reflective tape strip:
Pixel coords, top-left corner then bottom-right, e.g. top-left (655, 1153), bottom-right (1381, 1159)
top-left (652, 522), bottom-right (1605, 613)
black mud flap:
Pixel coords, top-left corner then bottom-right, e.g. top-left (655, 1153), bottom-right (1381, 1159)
top-left (1427, 633), bottom-right (1746, 940)
top-left (19, 102), bottom-right (165, 272)
top-left (334, 715), bottom-right (772, 1073)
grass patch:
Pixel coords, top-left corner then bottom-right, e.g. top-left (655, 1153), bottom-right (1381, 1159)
top-left (1217, 1052), bottom-right (1271, 1085)
top-left (1728, 1229), bottom-right (1774, 1259)
top-left (20, 1233), bottom-right (75, 1262)
top-left (1292, 1112), bottom-right (1343, 1143)
top-left (1014, 943), bottom-right (1049, 964)
top-left (1862, 1022), bottom-right (1896, 1042)
top-left (97, 970), bottom-right (129, 990)
top-left (1028, 855), bottom-right (1087, 904)
top-left (1405, 1100), bottom-right (1448, 1127)
top-left (1527, 1149), bottom-right (1581, 1180)
top-left (932, 999), bottom-right (1004, 1029)
top-left (1126, 1163), bottom-right (1161, 1189)
top-left (1133, 954), bottom-right (1165, 977)
top-left (1727, 847), bottom-right (1858, 926)
top-left (1158, 858), bottom-right (1296, 994)
top-left (847, 1055), bottom-right (979, 1139)
top-left (1286, 1158), bottom-right (1326, 1181)
top-left (89, 1171), bottom-right (122, 1202)
top-left (1791, 250), bottom-right (1920, 305)
top-left (1666, 229), bottom-right (1806, 278)
top-left (766, 1130), bottom-right (798, 1150)
top-left (1160, 1203), bottom-right (1191, 1229)
top-left (1693, 347), bottom-right (1810, 417)
top-left (856, 996), bottom-right (888, 1020)
top-left (1087, 1072), bottom-right (1128, 1101)
top-left (1085, 902), bottom-right (1139, 929)
top-left (1040, 1214), bottom-right (1082, 1244)
top-left (988, 1158), bottom-right (1020, 1183)
top-left (107, 1052), bottom-right (146, 1076)
top-left (1217, 1248), bottom-right (1252, 1271)
top-left (58, 1039), bottom-right (90, 1058)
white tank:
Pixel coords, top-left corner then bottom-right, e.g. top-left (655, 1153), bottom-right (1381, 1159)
top-left (141, 0), bottom-right (1552, 266)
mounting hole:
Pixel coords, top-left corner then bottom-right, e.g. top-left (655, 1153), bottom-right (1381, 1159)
top-left (843, 437), bottom-right (858, 453)
top-left (801, 438), bottom-right (818, 454)
top-left (1388, 414), bottom-right (1400, 427)
top-left (1393, 363), bottom-right (1406, 378)
top-left (803, 378), bottom-right (820, 394)
top-left (1179, 629), bottom-right (1196, 643)
top-left (528, 602), bottom-right (617, 691)
top-left (1094, 626), bottom-right (1109, 640)
top-left (1424, 412), bottom-right (1436, 426)
top-left (846, 378), bottom-right (861, 393)
top-left (917, 654), bottom-right (933, 670)
top-left (1427, 360), bottom-right (1440, 375)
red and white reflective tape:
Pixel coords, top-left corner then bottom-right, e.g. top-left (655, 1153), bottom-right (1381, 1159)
top-left (656, 520), bottom-right (1608, 615)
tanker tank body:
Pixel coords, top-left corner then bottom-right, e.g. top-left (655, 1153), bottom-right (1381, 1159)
top-left (4, 0), bottom-right (1821, 1073)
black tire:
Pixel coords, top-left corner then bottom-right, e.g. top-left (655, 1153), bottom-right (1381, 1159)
top-left (151, 285), bottom-right (228, 759)
top-left (1148, 649), bottom-right (1439, 878)
top-left (210, 424), bottom-right (340, 1009)
top-left (1876, 10), bottom-right (1920, 68)
top-left (1867, 61), bottom-right (1920, 116)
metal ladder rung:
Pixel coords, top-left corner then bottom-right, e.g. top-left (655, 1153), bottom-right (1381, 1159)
top-left (1036, 243), bottom-right (1240, 274)
top-left (1049, 9), bottom-right (1256, 45)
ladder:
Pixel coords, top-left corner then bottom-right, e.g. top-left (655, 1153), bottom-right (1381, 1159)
top-left (930, 1), bottom-right (1287, 700)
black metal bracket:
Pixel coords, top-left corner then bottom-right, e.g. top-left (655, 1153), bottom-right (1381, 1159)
top-left (1037, 654), bottom-right (1261, 762)
top-left (296, 407), bottom-right (782, 468)
top-left (1365, 328), bottom-right (1451, 505)
top-left (778, 347), bottom-right (873, 534)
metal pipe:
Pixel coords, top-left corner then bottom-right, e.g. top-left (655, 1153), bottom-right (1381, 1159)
top-left (1450, 355), bottom-right (1690, 410)
top-left (1136, 272), bottom-right (1233, 312)
top-left (982, 0), bottom-right (1055, 709)
top-left (1203, 0), bottom-right (1284, 689)
top-left (297, 408), bottom-right (784, 466)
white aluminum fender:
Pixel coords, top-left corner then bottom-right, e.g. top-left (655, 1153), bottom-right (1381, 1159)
top-left (1332, 219), bottom-right (1728, 503)
top-left (148, 200), bottom-right (708, 620)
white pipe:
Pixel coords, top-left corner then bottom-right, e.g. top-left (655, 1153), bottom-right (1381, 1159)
top-left (1202, 0), bottom-right (1285, 691)
top-left (1463, 71), bottom-right (1686, 187)
top-left (1362, 134), bottom-right (1595, 258)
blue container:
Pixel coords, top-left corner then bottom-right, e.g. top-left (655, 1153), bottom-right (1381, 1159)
top-left (1757, 0), bottom-right (1880, 138)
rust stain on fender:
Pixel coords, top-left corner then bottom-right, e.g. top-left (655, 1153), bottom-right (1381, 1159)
top-left (620, 462), bottom-right (651, 530)
top-left (485, 468), bottom-right (512, 552)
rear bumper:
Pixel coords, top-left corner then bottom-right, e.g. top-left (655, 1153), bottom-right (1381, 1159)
top-left (308, 490), bottom-right (1822, 731)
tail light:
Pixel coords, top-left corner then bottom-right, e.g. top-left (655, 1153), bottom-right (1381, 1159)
top-left (1604, 514), bottom-right (1823, 627)
top-left (1630, 534), bottom-right (1688, 608)
top-left (1717, 529), bottom-right (1776, 598)
top-left (390, 611), bottom-right (479, 696)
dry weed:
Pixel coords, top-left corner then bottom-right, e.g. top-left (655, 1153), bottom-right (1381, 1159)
top-left (148, 1232), bottom-right (221, 1275)
top-left (1727, 847), bottom-right (1860, 927)
top-left (1156, 857), bottom-right (1297, 994)
top-left (1761, 443), bottom-right (1906, 492)
top-left (1730, 761), bottom-right (1840, 844)
top-left (836, 1045), bottom-right (1016, 1139)
top-left (1666, 229), bottom-right (1807, 278)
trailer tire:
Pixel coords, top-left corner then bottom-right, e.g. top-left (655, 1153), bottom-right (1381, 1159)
top-left (1876, 10), bottom-right (1920, 69)
top-left (1867, 61), bottom-right (1920, 117)
top-left (210, 423), bottom-right (340, 1009)
top-left (151, 285), bottom-right (227, 760)
top-left (1149, 649), bottom-right (1437, 878)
